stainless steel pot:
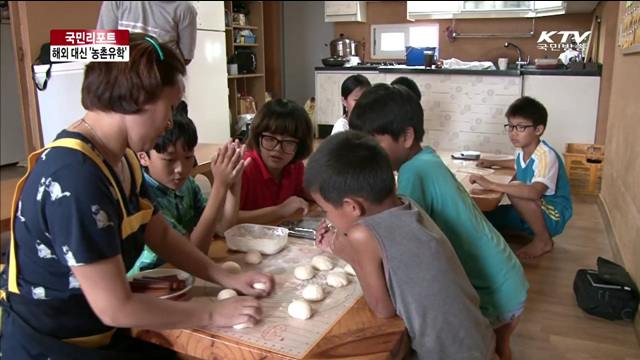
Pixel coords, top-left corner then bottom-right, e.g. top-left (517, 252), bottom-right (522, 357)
top-left (327, 34), bottom-right (357, 58)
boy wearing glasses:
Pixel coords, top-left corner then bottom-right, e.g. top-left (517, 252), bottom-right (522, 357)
top-left (471, 96), bottom-right (573, 260)
top-left (239, 99), bottom-right (315, 225)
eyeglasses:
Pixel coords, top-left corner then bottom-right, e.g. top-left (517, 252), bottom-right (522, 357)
top-left (504, 124), bottom-right (536, 133)
top-left (260, 134), bottom-right (299, 154)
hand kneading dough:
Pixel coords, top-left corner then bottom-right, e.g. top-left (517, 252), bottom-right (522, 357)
top-left (302, 284), bottom-right (325, 301)
top-left (294, 265), bottom-right (316, 280)
top-left (327, 273), bottom-right (349, 288)
top-left (311, 255), bottom-right (334, 271)
top-left (288, 300), bottom-right (312, 320)
top-left (252, 282), bottom-right (267, 290)
top-left (222, 261), bottom-right (242, 274)
top-left (245, 250), bottom-right (262, 264)
top-left (344, 264), bottom-right (356, 276)
top-left (217, 289), bottom-right (238, 300)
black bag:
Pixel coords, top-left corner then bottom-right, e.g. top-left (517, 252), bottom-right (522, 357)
top-left (573, 257), bottom-right (639, 321)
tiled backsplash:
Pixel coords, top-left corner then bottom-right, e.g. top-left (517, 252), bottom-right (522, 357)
top-left (316, 72), bottom-right (522, 154)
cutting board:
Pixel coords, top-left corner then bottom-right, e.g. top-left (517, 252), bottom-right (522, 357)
top-left (188, 238), bottom-right (363, 359)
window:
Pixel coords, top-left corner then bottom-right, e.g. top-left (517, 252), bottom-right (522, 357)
top-left (371, 23), bottom-right (439, 60)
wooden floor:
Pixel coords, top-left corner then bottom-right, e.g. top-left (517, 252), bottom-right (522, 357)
top-left (1, 165), bottom-right (639, 359)
top-left (507, 194), bottom-right (640, 360)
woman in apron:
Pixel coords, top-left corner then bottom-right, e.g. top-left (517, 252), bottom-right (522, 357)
top-left (0, 33), bottom-right (274, 360)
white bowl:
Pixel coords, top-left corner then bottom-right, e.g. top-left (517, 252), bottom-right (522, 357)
top-left (224, 224), bottom-right (289, 255)
top-left (128, 268), bottom-right (194, 301)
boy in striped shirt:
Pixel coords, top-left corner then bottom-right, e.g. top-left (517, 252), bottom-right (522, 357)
top-left (471, 96), bottom-right (573, 259)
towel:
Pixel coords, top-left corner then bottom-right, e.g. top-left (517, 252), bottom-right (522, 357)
top-left (442, 58), bottom-right (496, 70)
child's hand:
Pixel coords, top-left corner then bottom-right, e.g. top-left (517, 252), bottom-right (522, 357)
top-left (278, 196), bottom-right (309, 218)
top-left (224, 271), bottom-right (275, 298)
top-left (476, 159), bottom-right (494, 168)
top-left (211, 140), bottom-right (244, 189)
top-left (469, 174), bottom-right (494, 190)
top-left (228, 140), bottom-right (251, 188)
top-left (209, 296), bottom-right (263, 328)
top-left (315, 219), bottom-right (335, 254)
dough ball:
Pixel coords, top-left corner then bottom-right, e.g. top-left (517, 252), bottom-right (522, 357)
top-left (311, 255), bottom-right (334, 271)
top-left (344, 264), bottom-right (356, 276)
top-left (327, 273), bottom-right (349, 288)
top-left (217, 289), bottom-right (238, 300)
top-left (222, 261), bottom-right (242, 274)
top-left (245, 250), bottom-right (262, 265)
top-left (302, 284), bottom-right (325, 301)
top-left (288, 300), bottom-right (312, 320)
top-left (233, 323), bottom-right (252, 329)
top-left (294, 265), bottom-right (316, 280)
top-left (252, 282), bottom-right (266, 290)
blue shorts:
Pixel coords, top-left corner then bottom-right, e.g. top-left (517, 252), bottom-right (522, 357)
top-left (485, 200), bottom-right (567, 237)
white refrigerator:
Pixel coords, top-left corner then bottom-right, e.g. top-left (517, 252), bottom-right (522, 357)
top-left (33, 62), bottom-right (87, 146)
top-left (186, 1), bottom-right (231, 144)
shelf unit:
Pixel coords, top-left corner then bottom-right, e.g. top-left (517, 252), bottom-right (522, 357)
top-left (225, 1), bottom-right (266, 138)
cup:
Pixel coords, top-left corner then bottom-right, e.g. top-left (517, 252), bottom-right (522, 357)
top-left (423, 51), bottom-right (435, 68)
top-left (498, 58), bottom-right (508, 70)
top-left (228, 64), bottom-right (238, 75)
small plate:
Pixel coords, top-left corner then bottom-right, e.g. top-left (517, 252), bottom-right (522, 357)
top-left (452, 151), bottom-right (481, 161)
top-left (128, 268), bottom-right (194, 300)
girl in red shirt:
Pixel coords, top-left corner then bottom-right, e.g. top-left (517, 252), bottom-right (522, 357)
top-left (239, 99), bottom-right (314, 224)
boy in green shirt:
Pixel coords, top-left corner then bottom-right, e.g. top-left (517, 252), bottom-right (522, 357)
top-left (129, 101), bottom-right (248, 275)
top-left (350, 84), bottom-right (528, 360)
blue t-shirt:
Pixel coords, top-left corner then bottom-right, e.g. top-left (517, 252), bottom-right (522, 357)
top-left (515, 140), bottom-right (572, 223)
top-left (397, 146), bottom-right (529, 319)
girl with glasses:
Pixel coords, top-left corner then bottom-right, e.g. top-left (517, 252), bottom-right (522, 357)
top-left (239, 99), bottom-right (315, 224)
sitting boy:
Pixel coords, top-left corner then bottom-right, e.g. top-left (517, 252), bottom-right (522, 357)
top-left (390, 76), bottom-right (422, 101)
top-left (471, 96), bottom-right (573, 259)
top-left (129, 102), bottom-right (248, 275)
top-left (349, 84), bottom-right (528, 360)
top-left (306, 131), bottom-right (496, 360)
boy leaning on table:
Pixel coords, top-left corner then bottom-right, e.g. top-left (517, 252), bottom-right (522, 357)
top-left (128, 101), bottom-right (249, 275)
top-left (471, 96), bottom-right (573, 260)
top-left (349, 83), bottom-right (528, 360)
top-left (307, 131), bottom-right (496, 360)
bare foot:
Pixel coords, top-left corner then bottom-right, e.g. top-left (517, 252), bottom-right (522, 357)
top-left (516, 236), bottom-right (554, 259)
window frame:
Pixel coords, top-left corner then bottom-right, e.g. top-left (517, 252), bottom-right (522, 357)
top-left (371, 23), bottom-right (439, 60)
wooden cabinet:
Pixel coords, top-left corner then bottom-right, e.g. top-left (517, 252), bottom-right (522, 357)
top-left (325, 1), bottom-right (367, 22)
top-left (225, 1), bottom-right (266, 137)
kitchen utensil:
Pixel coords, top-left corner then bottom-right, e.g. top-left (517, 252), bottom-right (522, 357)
top-left (322, 56), bottom-right (348, 67)
top-left (327, 34), bottom-right (358, 58)
top-left (279, 219), bottom-right (322, 240)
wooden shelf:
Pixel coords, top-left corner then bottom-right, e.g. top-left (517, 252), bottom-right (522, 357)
top-left (228, 74), bottom-right (264, 79)
top-left (233, 25), bottom-right (258, 30)
top-left (225, 27), bottom-right (233, 30)
top-left (233, 43), bottom-right (258, 47)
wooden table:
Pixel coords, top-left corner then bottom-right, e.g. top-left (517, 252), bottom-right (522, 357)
top-left (132, 239), bottom-right (410, 360)
top-left (436, 150), bottom-right (515, 212)
top-left (1, 177), bottom-right (20, 233)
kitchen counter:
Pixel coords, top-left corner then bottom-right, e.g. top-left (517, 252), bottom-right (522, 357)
top-left (315, 66), bottom-right (602, 77)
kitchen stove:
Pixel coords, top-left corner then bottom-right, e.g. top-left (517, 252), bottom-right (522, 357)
top-left (358, 61), bottom-right (401, 67)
